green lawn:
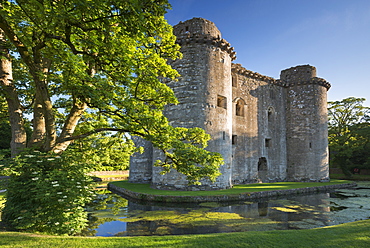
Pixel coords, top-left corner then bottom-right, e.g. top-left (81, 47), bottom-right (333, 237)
top-left (0, 219), bottom-right (369, 248)
top-left (110, 179), bottom-right (352, 197)
top-left (1, 180), bottom-right (368, 247)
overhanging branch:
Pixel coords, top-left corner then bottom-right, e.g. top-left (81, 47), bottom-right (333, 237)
top-left (57, 127), bottom-right (145, 143)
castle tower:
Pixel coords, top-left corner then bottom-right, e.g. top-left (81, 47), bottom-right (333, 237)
top-left (150, 18), bottom-right (236, 190)
top-left (281, 65), bottom-right (331, 182)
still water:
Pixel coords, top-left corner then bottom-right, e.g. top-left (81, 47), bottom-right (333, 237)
top-left (85, 182), bottom-right (370, 237)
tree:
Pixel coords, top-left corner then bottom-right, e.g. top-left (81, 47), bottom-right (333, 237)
top-left (0, 0), bottom-right (222, 182)
top-left (0, 0), bottom-right (223, 234)
top-left (328, 97), bottom-right (370, 176)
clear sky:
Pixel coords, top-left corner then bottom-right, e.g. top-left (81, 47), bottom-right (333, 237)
top-left (165, 0), bottom-right (370, 106)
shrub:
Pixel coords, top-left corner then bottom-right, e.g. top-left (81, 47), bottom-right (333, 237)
top-left (1, 151), bottom-right (95, 235)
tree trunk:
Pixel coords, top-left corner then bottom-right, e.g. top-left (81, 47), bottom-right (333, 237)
top-left (27, 89), bottom-right (46, 149)
top-left (0, 30), bottom-right (27, 157)
top-left (53, 99), bottom-right (88, 153)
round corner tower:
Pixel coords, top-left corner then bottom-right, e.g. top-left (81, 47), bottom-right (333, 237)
top-left (281, 65), bottom-right (330, 182)
top-left (151, 18), bottom-right (236, 190)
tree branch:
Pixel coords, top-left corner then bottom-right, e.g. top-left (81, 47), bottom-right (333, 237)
top-left (57, 128), bottom-right (145, 143)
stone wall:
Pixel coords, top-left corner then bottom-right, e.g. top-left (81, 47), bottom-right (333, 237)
top-left (282, 65), bottom-right (330, 182)
top-left (231, 64), bottom-right (287, 184)
top-left (151, 17), bottom-right (236, 190)
top-left (128, 18), bottom-right (331, 190)
top-left (109, 182), bottom-right (356, 203)
top-left (129, 137), bottom-right (153, 183)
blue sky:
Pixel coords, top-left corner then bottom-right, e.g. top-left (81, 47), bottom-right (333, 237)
top-left (165, 0), bottom-right (370, 106)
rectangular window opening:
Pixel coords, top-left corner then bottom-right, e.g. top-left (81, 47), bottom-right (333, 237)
top-left (265, 138), bottom-right (271, 148)
top-left (232, 75), bottom-right (237, 87)
top-left (217, 95), bottom-right (227, 109)
top-left (232, 135), bottom-right (237, 145)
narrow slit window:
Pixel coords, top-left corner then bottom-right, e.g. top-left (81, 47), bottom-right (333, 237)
top-left (232, 135), bottom-right (237, 145)
top-left (267, 107), bottom-right (274, 122)
top-left (217, 95), bottom-right (227, 109)
top-left (232, 75), bottom-right (237, 87)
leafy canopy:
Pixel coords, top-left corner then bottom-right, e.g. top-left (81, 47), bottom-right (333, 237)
top-left (328, 97), bottom-right (370, 176)
top-left (0, 0), bottom-right (223, 183)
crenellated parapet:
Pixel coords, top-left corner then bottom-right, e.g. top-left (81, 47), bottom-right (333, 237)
top-left (130, 17), bottom-right (330, 189)
top-left (280, 65), bottom-right (331, 90)
top-left (232, 63), bottom-right (276, 83)
top-left (176, 34), bottom-right (237, 60)
top-left (231, 63), bottom-right (331, 90)
top-left (282, 77), bottom-right (331, 90)
top-left (174, 18), bottom-right (236, 60)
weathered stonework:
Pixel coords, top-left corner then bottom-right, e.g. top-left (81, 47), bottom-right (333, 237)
top-left (129, 18), bottom-right (331, 190)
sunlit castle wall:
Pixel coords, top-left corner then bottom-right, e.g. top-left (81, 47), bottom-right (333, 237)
top-left (151, 18), bottom-right (236, 190)
top-left (282, 65), bottom-right (331, 182)
top-left (128, 137), bottom-right (153, 183)
top-left (231, 64), bottom-right (288, 184)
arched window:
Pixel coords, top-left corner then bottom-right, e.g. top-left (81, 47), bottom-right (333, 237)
top-left (258, 157), bottom-right (268, 171)
top-left (235, 98), bottom-right (245, 116)
top-left (267, 107), bottom-right (274, 123)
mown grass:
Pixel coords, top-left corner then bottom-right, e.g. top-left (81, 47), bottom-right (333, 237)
top-left (1, 179), bottom-right (366, 247)
top-left (110, 179), bottom-right (352, 197)
top-left (0, 219), bottom-right (369, 248)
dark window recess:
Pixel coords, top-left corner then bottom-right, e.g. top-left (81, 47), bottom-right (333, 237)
top-left (265, 138), bottom-right (271, 148)
top-left (223, 131), bottom-right (226, 140)
top-left (232, 75), bottom-right (237, 87)
top-left (217, 95), bottom-right (227, 109)
top-left (232, 135), bottom-right (237, 145)
top-left (267, 108), bottom-right (274, 122)
top-left (309, 142), bottom-right (312, 149)
top-left (236, 100), bottom-right (244, 116)
top-left (258, 157), bottom-right (268, 171)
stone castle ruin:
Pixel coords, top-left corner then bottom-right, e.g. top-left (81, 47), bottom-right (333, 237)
top-left (129, 18), bottom-right (331, 190)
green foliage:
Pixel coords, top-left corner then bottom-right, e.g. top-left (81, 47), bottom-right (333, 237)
top-left (1, 151), bottom-right (95, 235)
top-left (0, 0), bottom-right (223, 183)
top-left (0, 97), bottom-right (11, 151)
top-left (328, 97), bottom-right (370, 176)
top-left (70, 133), bottom-right (134, 171)
top-left (151, 127), bottom-right (223, 184)
top-left (0, 122), bottom-right (11, 151)
top-left (0, 0), bottom-right (224, 236)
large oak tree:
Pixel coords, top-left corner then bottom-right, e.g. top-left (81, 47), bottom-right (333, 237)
top-left (0, 0), bottom-right (223, 183)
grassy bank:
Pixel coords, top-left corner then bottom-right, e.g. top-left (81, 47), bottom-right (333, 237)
top-left (0, 219), bottom-right (369, 248)
top-left (110, 179), bottom-right (352, 197)
top-left (1, 180), bottom-right (368, 247)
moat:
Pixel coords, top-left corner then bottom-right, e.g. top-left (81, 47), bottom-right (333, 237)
top-left (85, 182), bottom-right (370, 237)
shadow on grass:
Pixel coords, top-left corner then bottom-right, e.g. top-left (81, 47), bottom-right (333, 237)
top-left (0, 220), bottom-right (369, 247)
